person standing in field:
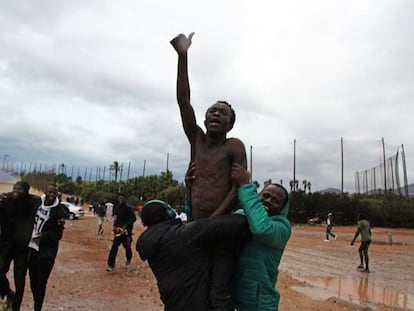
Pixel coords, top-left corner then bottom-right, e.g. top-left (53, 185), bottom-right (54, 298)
top-left (324, 212), bottom-right (337, 242)
top-left (351, 213), bottom-right (372, 273)
top-left (171, 32), bottom-right (247, 310)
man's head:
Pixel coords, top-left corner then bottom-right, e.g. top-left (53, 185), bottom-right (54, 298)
top-left (204, 101), bottom-right (236, 134)
top-left (12, 181), bottom-right (30, 198)
top-left (140, 200), bottom-right (173, 227)
top-left (259, 183), bottom-right (288, 216)
top-left (44, 184), bottom-right (58, 205)
top-left (117, 193), bottom-right (126, 205)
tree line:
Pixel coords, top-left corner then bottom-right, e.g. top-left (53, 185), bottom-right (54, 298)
top-left (22, 171), bottom-right (414, 228)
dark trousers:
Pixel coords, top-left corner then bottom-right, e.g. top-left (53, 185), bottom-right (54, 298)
top-left (0, 248), bottom-right (29, 311)
top-left (209, 242), bottom-right (237, 311)
top-left (359, 240), bottom-right (371, 269)
top-left (28, 250), bottom-right (55, 311)
top-left (107, 235), bottom-right (132, 268)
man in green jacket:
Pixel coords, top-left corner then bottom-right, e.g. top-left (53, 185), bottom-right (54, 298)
top-left (231, 163), bottom-right (291, 311)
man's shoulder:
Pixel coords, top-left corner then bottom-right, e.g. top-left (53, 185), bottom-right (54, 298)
top-left (29, 194), bottom-right (41, 205)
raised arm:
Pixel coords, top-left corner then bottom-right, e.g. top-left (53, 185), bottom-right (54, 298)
top-left (170, 33), bottom-right (198, 142)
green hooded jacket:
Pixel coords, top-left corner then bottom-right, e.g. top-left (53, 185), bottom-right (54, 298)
top-left (233, 183), bottom-right (291, 311)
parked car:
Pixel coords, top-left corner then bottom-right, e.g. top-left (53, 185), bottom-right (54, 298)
top-left (61, 202), bottom-right (85, 220)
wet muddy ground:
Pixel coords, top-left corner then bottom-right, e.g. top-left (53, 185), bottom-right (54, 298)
top-left (281, 225), bottom-right (414, 310)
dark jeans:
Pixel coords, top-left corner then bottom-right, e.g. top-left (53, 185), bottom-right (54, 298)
top-left (209, 242), bottom-right (237, 311)
top-left (325, 225), bottom-right (336, 240)
top-left (0, 248), bottom-right (29, 311)
top-left (28, 250), bottom-right (56, 311)
top-left (107, 235), bottom-right (132, 268)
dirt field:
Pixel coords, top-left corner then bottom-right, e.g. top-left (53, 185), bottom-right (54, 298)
top-left (1, 180), bottom-right (414, 311)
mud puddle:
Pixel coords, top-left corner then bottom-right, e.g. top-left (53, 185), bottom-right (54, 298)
top-left (292, 274), bottom-right (413, 310)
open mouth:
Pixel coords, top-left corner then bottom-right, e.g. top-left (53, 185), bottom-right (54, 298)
top-left (209, 118), bottom-right (221, 126)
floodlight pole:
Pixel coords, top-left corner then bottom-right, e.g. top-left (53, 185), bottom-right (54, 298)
top-left (382, 137), bottom-right (387, 192)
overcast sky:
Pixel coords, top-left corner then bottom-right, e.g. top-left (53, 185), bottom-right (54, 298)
top-left (1, 1), bottom-right (413, 192)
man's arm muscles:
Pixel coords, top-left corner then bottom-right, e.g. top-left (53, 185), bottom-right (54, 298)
top-left (174, 35), bottom-right (198, 142)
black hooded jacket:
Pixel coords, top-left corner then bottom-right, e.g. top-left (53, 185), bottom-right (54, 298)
top-left (0, 193), bottom-right (40, 255)
top-left (136, 214), bottom-right (249, 311)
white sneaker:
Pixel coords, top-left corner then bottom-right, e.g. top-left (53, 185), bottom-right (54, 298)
top-left (324, 239), bottom-right (330, 242)
top-left (106, 266), bottom-right (114, 272)
top-left (334, 235), bottom-right (338, 240)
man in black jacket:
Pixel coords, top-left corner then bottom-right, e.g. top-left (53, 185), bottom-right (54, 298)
top-left (106, 193), bottom-right (136, 271)
top-left (27, 184), bottom-right (67, 311)
top-left (136, 200), bottom-right (249, 311)
top-left (0, 181), bottom-right (40, 311)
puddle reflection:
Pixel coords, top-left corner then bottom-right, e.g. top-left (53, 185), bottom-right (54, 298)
top-left (293, 275), bottom-right (413, 309)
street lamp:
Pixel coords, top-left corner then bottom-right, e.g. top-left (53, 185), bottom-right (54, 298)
top-left (2, 154), bottom-right (9, 171)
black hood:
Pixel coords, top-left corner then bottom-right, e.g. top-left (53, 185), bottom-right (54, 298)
top-left (136, 219), bottom-right (178, 260)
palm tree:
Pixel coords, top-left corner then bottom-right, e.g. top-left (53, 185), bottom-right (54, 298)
top-left (59, 163), bottom-right (65, 175)
top-left (302, 180), bottom-right (307, 192)
top-left (307, 181), bottom-right (312, 193)
top-left (110, 161), bottom-right (120, 182)
top-left (289, 180), bottom-right (294, 191)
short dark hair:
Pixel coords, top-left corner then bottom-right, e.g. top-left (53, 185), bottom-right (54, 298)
top-left (15, 181), bottom-right (30, 194)
top-left (217, 100), bottom-right (236, 129)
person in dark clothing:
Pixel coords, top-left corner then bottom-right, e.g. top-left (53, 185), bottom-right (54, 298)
top-left (28, 184), bottom-right (67, 311)
top-left (106, 194), bottom-right (136, 271)
top-left (0, 181), bottom-right (40, 311)
top-left (136, 200), bottom-right (250, 311)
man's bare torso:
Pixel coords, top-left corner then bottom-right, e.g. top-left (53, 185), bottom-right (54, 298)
top-left (190, 136), bottom-right (244, 220)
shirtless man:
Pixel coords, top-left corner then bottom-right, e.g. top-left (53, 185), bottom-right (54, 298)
top-left (171, 33), bottom-right (247, 311)
top-left (170, 32), bottom-right (247, 220)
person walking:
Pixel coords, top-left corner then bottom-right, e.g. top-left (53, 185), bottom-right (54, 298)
top-left (106, 194), bottom-right (136, 271)
top-left (95, 203), bottom-right (106, 235)
top-left (27, 184), bottom-right (67, 311)
top-left (0, 181), bottom-right (40, 311)
top-left (324, 212), bottom-right (337, 242)
top-left (351, 213), bottom-right (372, 273)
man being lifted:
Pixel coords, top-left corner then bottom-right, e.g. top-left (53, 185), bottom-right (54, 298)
top-left (171, 33), bottom-right (247, 310)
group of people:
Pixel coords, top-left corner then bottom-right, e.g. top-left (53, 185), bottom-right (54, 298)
top-left (135, 32), bottom-right (292, 311)
top-left (136, 32), bottom-right (372, 311)
top-left (0, 31), bottom-right (373, 311)
top-left (0, 182), bottom-right (67, 311)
